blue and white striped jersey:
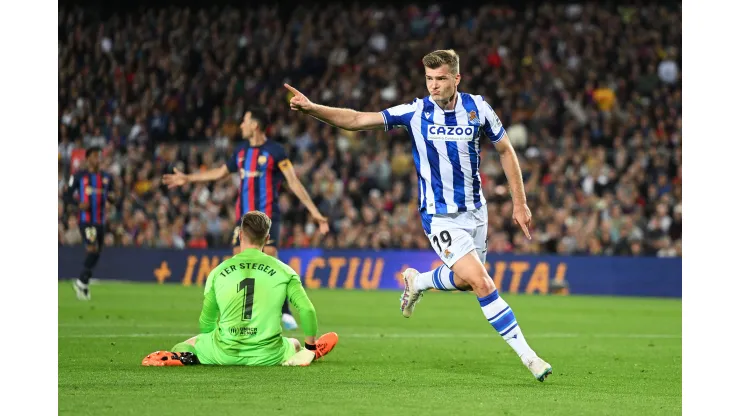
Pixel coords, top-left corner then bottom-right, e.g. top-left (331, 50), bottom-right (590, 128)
top-left (380, 91), bottom-right (506, 216)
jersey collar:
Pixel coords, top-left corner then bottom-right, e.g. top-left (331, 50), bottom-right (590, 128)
top-left (429, 91), bottom-right (461, 113)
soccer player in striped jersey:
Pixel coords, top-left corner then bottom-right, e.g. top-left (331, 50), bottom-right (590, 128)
top-left (65, 147), bottom-right (117, 300)
top-left (163, 108), bottom-right (329, 331)
top-left (284, 49), bottom-right (552, 382)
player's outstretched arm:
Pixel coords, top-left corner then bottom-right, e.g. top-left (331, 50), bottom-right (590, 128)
top-left (284, 83), bottom-right (385, 131)
top-left (278, 159), bottom-right (330, 235)
top-left (494, 134), bottom-right (532, 240)
top-left (162, 165), bottom-right (230, 189)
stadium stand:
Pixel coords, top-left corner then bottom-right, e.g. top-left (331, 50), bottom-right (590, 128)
top-left (58, 3), bottom-right (681, 257)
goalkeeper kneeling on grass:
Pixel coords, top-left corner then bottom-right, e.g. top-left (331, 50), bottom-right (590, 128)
top-left (142, 211), bottom-right (338, 367)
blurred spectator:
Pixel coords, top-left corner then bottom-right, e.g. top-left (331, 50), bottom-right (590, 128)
top-left (58, 3), bottom-right (681, 257)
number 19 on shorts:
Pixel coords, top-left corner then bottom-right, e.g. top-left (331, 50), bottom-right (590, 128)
top-left (431, 230), bottom-right (452, 254)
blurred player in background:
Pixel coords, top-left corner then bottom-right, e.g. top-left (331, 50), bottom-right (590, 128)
top-left (64, 147), bottom-right (117, 300)
top-left (284, 49), bottom-right (552, 382)
top-left (142, 211), bottom-right (338, 367)
top-left (163, 108), bottom-right (330, 331)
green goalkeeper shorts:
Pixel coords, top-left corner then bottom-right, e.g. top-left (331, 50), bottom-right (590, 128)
top-left (183, 331), bottom-right (297, 366)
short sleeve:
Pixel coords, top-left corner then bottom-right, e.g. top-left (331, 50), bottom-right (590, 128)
top-left (226, 146), bottom-right (241, 173)
top-left (270, 142), bottom-right (290, 171)
top-left (380, 99), bottom-right (418, 131)
top-left (479, 97), bottom-right (506, 143)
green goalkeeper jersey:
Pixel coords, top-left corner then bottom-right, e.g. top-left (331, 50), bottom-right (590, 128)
top-left (198, 248), bottom-right (317, 356)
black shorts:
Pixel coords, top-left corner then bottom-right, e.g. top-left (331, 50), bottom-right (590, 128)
top-left (232, 220), bottom-right (281, 248)
top-left (79, 224), bottom-right (104, 250)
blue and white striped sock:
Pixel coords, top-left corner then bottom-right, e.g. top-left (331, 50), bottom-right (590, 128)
top-left (414, 265), bottom-right (463, 291)
top-left (478, 289), bottom-right (536, 359)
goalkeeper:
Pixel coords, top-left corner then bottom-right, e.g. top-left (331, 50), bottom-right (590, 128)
top-left (142, 211), bottom-right (338, 367)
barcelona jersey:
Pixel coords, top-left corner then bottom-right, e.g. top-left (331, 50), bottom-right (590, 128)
top-left (67, 170), bottom-right (114, 225)
top-left (227, 139), bottom-right (290, 222)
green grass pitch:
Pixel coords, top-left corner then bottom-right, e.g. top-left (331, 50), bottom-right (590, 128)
top-left (58, 282), bottom-right (681, 415)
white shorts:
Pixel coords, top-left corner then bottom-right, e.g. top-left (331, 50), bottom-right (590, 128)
top-left (422, 205), bottom-right (488, 268)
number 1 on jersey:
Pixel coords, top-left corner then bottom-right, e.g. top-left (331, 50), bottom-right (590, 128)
top-left (238, 277), bottom-right (255, 320)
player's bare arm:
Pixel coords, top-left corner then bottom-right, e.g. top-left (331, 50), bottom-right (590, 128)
top-left (494, 133), bottom-right (532, 240)
top-left (278, 159), bottom-right (330, 235)
top-left (284, 83), bottom-right (385, 131)
top-left (162, 165), bottom-right (230, 189)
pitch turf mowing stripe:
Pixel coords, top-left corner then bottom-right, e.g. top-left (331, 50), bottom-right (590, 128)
top-left (59, 282), bottom-right (682, 416)
top-left (59, 332), bottom-right (682, 339)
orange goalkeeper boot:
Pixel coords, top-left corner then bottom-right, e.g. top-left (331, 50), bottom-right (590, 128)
top-left (314, 332), bottom-right (339, 360)
top-left (141, 351), bottom-right (199, 367)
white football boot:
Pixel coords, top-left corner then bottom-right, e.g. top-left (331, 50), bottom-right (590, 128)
top-left (282, 313), bottom-right (299, 330)
top-left (400, 268), bottom-right (423, 318)
top-left (523, 356), bottom-right (553, 382)
top-left (73, 279), bottom-right (91, 301)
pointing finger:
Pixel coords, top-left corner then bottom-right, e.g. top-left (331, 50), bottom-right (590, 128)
top-left (520, 221), bottom-right (531, 240)
top-left (284, 83), bottom-right (300, 96)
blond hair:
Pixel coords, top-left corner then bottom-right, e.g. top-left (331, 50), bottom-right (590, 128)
top-left (240, 211), bottom-right (272, 246)
top-left (422, 49), bottom-right (460, 75)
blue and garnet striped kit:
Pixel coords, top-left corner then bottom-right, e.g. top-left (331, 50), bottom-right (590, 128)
top-left (226, 139), bottom-right (290, 222)
top-left (69, 170), bottom-right (114, 226)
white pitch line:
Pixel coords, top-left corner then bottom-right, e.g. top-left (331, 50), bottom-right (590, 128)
top-left (347, 333), bottom-right (682, 339)
top-left (60, 333), bottom-right (195, 338)
top-left (58, 332), bottom-right (681, 339)
top-left (58, 322), bottom-right (190, 328)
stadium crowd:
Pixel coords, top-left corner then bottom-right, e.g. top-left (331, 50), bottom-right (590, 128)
top-left (58, 3), bottom-right (682, 257)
